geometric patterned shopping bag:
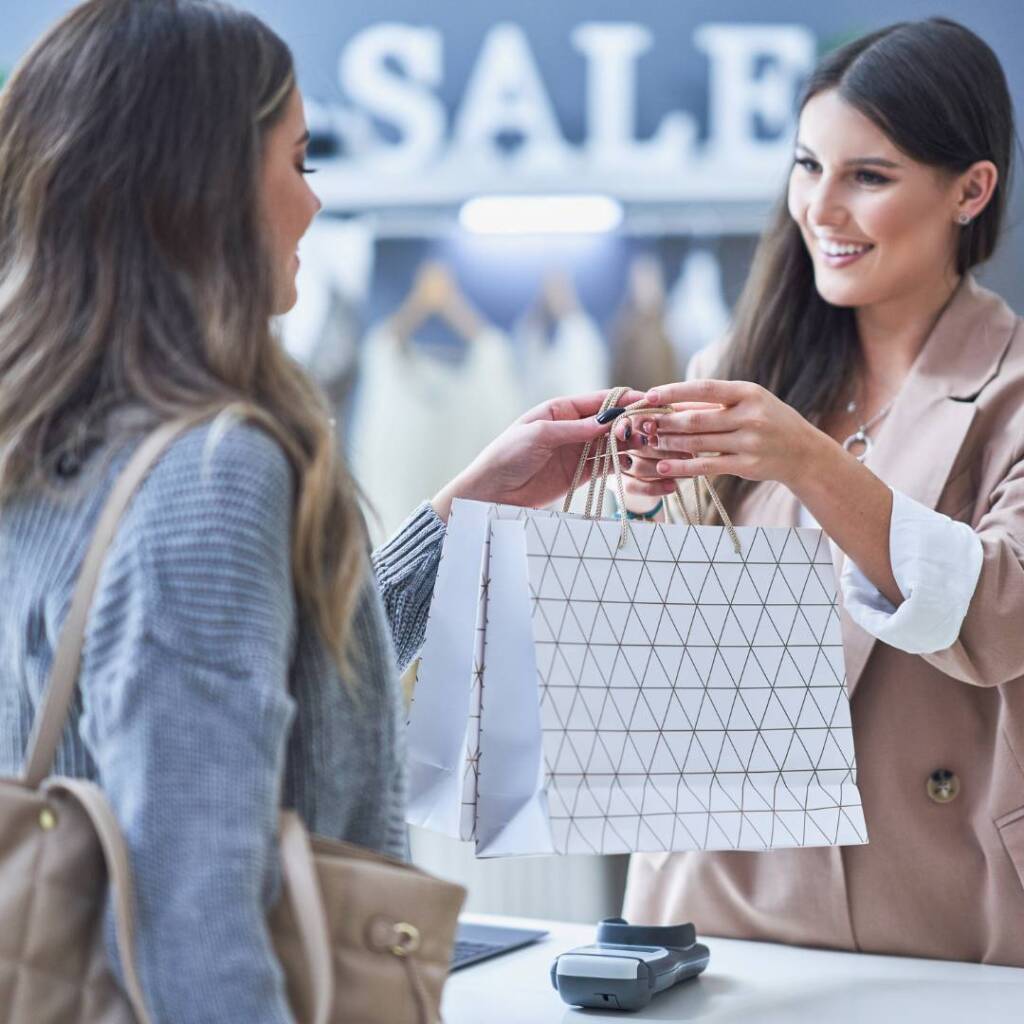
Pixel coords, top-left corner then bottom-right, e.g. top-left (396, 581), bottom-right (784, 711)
top-left (476, 512), bottom-right (868, 856)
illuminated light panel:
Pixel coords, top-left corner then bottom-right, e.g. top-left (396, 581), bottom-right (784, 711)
top-left (459, 195), bottom-right (624, 235)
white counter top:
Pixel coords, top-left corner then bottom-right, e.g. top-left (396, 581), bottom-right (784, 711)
top-left (443, 914), bottom-right (1024, 1023)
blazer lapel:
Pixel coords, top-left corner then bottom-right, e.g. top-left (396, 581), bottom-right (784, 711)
top-left (841, 274), bottom-right (1017, 695)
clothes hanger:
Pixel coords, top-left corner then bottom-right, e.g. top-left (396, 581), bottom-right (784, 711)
top-left (388, 260), bottom-right (486, 346)
top-left (627, 252), bottom-right (667, 317)
top-left (539, 270), bottom-right (579, 322)
top-left (522, 269), bottom-right (581, 343)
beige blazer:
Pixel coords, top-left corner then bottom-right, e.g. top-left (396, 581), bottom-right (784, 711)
top-left (623, 275), bottom-right (1024, 966)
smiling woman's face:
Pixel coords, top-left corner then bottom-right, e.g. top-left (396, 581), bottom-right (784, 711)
top-left (260, 86), bottom-right (322, 315)
top-left (787, 89), bottom-right (965, 311)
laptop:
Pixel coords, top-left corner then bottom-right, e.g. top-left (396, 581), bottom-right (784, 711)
top-left (450, 921), bottom-right (549, 971)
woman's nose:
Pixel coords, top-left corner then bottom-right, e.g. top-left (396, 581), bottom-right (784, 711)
top-left (806, 176), bottom-right (845, 229)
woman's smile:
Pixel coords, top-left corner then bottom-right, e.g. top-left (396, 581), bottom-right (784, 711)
top-left (815, 235), bottom-right (876, 269)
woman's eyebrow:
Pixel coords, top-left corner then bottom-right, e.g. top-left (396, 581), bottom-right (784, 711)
top-left (795, 142), bottom-right (900, 169)
top-left (845, 156), bottom-right (901, 169)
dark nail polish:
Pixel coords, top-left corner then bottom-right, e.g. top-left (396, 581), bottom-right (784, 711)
top-left (623, 422), bottom-right (633, 441)
top-left (640, 435), bottom-right (649, 447)
top-left (596, 406), bottom-right (626, 425)
top-left (620, 454), bottom-right (633, 470)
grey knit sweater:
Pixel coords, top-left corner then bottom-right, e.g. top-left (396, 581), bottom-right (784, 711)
top-left (0, 421), bottom-right (447, 1023)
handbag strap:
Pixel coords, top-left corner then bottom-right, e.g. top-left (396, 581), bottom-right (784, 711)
top-left (44, 777), bottom-right (154, 1024)
top-left (565, 386), bottom-right (741, 554)
top-left (22, 418), bottom-right (200, 787)
top-left (279, 811), bottom-right (335, 1024)
top-left (20, 415), bottom-right (337, 1023)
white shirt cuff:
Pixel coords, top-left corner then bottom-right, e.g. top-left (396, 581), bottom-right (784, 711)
top-left (840, 488), bottom-right (984, 655)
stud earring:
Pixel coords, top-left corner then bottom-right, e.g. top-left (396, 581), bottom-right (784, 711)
top-left (957, 212), bottom-right (972, 226)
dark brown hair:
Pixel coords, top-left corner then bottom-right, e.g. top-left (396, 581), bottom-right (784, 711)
top-left (714, 17), bottom-right (1014, 513)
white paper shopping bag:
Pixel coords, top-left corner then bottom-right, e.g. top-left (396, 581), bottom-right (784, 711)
top-left (404, 498), bottom-right (491, 838)
top-left (406, 498), bottom-right (563, 841)
top-left (474, 509), bottom-right (869, 856)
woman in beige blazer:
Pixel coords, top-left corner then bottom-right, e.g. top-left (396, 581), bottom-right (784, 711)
top-left (618, 19), bottom-right (1024, 966)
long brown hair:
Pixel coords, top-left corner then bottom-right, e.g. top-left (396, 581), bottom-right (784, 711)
top-left (0, 0), bottom-right (367, 675)
top-left (714, 18), bottom-right (1014, 514)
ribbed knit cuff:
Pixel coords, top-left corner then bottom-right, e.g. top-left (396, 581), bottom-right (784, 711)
top-left (372, 501), bottom-right (447, 586)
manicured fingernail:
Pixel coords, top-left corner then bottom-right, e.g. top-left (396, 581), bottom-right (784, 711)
top-left (640, 435), bottom-right (649, 447)
top-left (623, 422), bottom-right (633, 441)
top-left (640, 420), bottom-right (655, 434)
top-left (621, 454), bottom-right (633, 470)
top-left (596, 406), bottom-right (626, 425)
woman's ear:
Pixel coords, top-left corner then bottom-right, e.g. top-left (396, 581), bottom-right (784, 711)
top-left (954, 160), bottom-right (998, 224)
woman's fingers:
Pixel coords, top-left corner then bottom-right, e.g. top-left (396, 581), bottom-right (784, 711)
top-left (619, 450), bottom-right (668, 481)
top-left (622, 476), bottom-right (678, 499)
top-left (652, 430), bottom-right (746, 456)
top-left (652, 405), bottom-right (744, 435)
top-left (647, 379), bottom-right (753, 408)
top-left (519, 388), bottom-right (649, 425)
top-left (651, 454), bottom-right (749, 479)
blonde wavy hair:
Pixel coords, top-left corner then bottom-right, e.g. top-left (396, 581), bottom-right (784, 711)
top-left (0, 0), bottom-right (367, 675)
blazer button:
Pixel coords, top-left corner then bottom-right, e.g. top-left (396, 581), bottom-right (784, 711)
top-left (926, 769), bottom-right (960, 804)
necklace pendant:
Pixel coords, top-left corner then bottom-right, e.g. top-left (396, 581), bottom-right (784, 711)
top-left (843, 429), bottom-right (872, 462)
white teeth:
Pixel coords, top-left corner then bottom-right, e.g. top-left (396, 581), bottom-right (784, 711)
top-left (819, 240), bottom-right (871, 257)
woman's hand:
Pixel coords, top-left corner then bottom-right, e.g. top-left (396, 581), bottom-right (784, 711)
top-left (621, 380), bottom-right (829, 493)
top-left (431, 388), bottom-right (647, 521)
top-left (619, 380), bottom-right (903, 606)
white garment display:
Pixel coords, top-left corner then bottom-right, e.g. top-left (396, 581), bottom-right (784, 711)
top-left (666, 250), bottom-right (732, 369)
top-left (278, 217), bottom-right (375, 372)
top-left (277, 218), bottom-right (376, 427)
top-left (516, 310), bottom-right (608, 407)
top-left (350, 325), bottom-right (523, 542)
top-left (799, 488), bottom-right (983, 654)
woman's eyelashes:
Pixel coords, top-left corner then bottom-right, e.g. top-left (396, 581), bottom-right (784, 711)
top-left (853, 169), bottom-right (892, 186)
top-left (792, 156), bottom-right (892, 187)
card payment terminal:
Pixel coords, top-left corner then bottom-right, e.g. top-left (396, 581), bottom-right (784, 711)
top-left (550, 918), bottom-right (709, 1011)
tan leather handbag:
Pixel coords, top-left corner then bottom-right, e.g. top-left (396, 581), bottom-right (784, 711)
top-left (0, 418), bottom-right (466, 1024)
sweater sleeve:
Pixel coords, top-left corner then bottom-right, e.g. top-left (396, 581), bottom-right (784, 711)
top-left (371, 501), bottom-right (447, 673)
top-left (77, 423), bottom-right (298, 1024)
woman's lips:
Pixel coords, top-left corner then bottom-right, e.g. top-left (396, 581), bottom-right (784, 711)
top-left (817, 238), bottom-right (874, 269)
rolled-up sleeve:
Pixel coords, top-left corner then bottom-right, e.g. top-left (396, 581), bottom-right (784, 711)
top-left (841, 488), bottom-right (984, 656)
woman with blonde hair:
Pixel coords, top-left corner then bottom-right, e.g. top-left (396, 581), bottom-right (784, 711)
top-left (0, 1), bottom-right (636, 1018)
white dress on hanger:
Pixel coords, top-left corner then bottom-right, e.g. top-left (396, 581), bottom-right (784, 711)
top-left (665, 250), bottom-right (731, 369)
top-left (350, 324), bottom-right (523, 543)
top-left (517, 310), bottom-right (608, 407)
top-left (277, 218), bottom-right (376, 429)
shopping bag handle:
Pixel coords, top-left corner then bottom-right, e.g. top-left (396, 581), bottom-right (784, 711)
top-left (564, 386), bottom-right (741, 554)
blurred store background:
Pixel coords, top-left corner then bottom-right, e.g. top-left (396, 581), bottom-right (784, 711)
top-left (5, 0), bottom-right (1023, 922)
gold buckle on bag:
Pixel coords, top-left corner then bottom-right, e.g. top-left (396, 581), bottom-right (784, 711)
top-left (390, 922), bottom-right (421, 958)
